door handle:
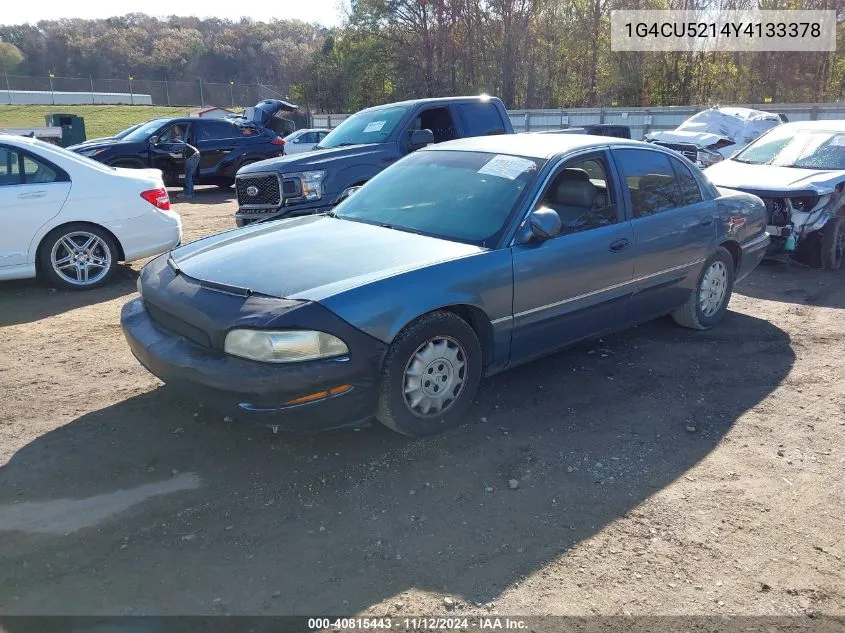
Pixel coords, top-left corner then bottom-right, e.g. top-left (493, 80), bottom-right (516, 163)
top-left (609, 238), bottom-right (630, 252)
top-left (18, 191), bottom-right (47, 199)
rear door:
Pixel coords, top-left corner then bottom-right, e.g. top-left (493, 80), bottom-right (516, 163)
top-left (510, 150), bottom-right (636, 364)
top-left (194, 119), bottom-right (241, 178)
top-left (611, 147), bottom-right (716, 321)
top-left (0, 144), bottom-right (70, 268)
top-left (455, 101), bottom-right (510, 137)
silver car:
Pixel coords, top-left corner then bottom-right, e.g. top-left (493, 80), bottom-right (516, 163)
top-left (283, 128), bottom-right (331, 155)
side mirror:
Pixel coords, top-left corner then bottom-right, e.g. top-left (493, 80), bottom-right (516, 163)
top-left (409, 128), bottom-right (434, 149)
top-left (149, 135), bottom-right (159, 146)
top-left (527, 207), bottom-right (562, 241)
top-left (293, 138), bottom-right (300, 144)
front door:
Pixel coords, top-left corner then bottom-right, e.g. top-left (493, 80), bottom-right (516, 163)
top-left (150, 122), bottom-right (192, 183)
top-left (510, 151), bottom-right (636, 365)
top-left (0, 145), bottom-right (70, 268)
top-left (610, 148), bottom-right (717, 321)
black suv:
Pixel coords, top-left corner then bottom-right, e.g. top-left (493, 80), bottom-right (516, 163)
top-left (68, 101), bottom-right (296, 188)
top-left (234, 96), bottom-right (514, 225)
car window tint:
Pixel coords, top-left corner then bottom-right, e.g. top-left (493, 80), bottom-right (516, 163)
top-left (0, 147), bottom-right (23, 186)
top-left (299, 132), bottom-right (316, 144)
top-left (198, 121), bottom-right (237, 141)
top-left (669, 156), bottom-right (704, 205)
top-left (22, 154), bottom-right (59, 184)
top-left (160, 123), bottom-right (190, 143)
top-left (536, 155), bottom-right (618, 235)
top-left (614, 149), bottom-right (682, 218)
top-left (458, 102), bottom-right (507, 136)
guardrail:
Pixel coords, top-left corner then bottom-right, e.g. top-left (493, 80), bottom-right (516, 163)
top-left (312, 102), bottom-right (845, 140)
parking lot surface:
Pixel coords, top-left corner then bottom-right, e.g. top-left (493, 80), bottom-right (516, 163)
top-left (1, 189), bottom-right (843, 616)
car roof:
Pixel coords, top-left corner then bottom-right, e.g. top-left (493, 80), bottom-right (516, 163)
top-left (779, 119), bottom-right (845, 132)
top-left (425, 133), bottom-right (651, 159)
top-left (361, 95), bottom-right (501, 114)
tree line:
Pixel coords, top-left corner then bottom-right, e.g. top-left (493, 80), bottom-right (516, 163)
top-left (1, 1), bottom-right (843, 113)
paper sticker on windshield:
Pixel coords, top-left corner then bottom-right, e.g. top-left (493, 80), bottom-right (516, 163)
top-left (363, 121), bottom-right (386, 133)
top-left (478, 155), bottom-right (536, 180)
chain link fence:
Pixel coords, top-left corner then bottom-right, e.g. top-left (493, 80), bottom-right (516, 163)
top-left (1, 74), bottom-right (290, 107)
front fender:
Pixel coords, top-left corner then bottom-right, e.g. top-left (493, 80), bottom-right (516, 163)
top-left (320, 250), bottom-right (514, 368)
top-left (714, 189), bottom-right (767, 245)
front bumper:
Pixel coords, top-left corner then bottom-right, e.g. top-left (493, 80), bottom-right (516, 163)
top-left (120, 298), bottom-right (381, 431)
top-left (235, 200), bottom-right (332, 227)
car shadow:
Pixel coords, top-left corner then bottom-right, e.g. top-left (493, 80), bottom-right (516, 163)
top-left (735, 260), bottom-right (844, 309)
top-left (0, 266), bottom-right (138, 327)
top-left (0, 312), bottom-right (794, 615)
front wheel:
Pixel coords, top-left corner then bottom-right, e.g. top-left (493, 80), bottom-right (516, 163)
top-left (38, 224), bottom-right (119, 290)
top-left (820, 216), bottom-right (844, 270)
top-left (671, 247), bottom-right (735, 330)
top-left (376, 311), bottom-right (482, 437)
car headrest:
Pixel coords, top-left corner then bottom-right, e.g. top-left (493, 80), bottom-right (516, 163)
top-left (553, 168), bottom-right (597, 208)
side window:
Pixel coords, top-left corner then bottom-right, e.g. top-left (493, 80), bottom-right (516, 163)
top-left (669, 156), bottom-right (705, 206)
top-left (299, 132), bottom-right (316, 144)
top-left (197, 121), bottom-right (237, 141)
top-left (318, 131), bottom-right (329, 142)
top-left (614, 149), bottom-right (682, 218)
top-left (22, 154), bottom-right (59, 184)
top-left (535, 155), bottom-right (618, 235)
top-left (409, 107), bottom-right (458, 144)
top-left (0, 147), bottom-right (23, 186)
top-left (458, 102), bottom-right (507, 137)
top-left (159, 123), bottom-right (190, 143)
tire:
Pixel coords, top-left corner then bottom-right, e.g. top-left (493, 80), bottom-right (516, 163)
top-left (376, 311), bottom-right (482, 437)
top-left (820, 216), bottom-right (844, 270)
top-left (671, 247), bottom-right (735, 330)
top-left (38, 223), bottom-right (119, 290)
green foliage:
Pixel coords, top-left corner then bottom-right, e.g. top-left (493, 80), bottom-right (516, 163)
top-left (0, 42), bottom-right (24, 74)
top-left (0, 104), bottom-right (191, 138)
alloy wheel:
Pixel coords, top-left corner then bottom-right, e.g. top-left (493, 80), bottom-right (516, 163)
top-left (50, 231), bottom-right (112, 287)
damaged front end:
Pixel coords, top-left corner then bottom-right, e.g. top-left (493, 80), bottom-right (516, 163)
top-left (761, 190), bottom-right (843, 255)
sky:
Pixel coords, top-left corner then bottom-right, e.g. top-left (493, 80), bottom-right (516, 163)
top-left (0, 0), bottom-right (345, 27)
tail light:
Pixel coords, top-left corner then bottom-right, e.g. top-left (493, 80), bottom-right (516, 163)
top-left (140, 188), bottom-right (171, 211)
top-left (271, 137), bottom-right (286, 146)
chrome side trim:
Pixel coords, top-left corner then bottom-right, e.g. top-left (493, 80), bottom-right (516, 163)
top-left (491, 316), bottom-right (513, 325)
top-left (513, 258), bottom-right (705, 320)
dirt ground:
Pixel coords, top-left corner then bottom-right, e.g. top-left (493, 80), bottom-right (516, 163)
top-left (0, 189), bottom-right (843, 619)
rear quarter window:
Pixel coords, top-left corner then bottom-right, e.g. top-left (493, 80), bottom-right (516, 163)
top-left (458, 102), bottom-right (508, 137)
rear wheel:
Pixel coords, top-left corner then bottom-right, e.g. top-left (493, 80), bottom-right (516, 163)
top-left (671, 247), bottom-right (735, 330)
top-left (820, 216), bottom-right (844, 270)
top-left (376, 311), bottom-right (482, 437)
top-left (38, 224), bottom-right (119, 290)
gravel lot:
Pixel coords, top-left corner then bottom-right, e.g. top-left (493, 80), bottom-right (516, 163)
top-left (1, 189), bottom-right (843, 617)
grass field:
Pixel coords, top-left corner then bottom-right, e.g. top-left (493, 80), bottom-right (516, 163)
top-left (0, 105), bottom-right (197, 139)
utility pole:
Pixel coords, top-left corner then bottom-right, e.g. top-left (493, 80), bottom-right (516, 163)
top-left (165, 76), bottom-right (170, 106)
top-left (198, 77), bottom-right (204, 107)
top-left (129, 76), bottom-right (134, 105)
top-left (90, 75), bottom-right (95, 104)
top-left (4, 72), bottom-right (11, 105)
top-left (49, 72), bottom-right (55, 105)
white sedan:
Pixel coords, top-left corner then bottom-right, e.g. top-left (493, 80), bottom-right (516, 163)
top-left (0, 134), bottom-right (182, 290)
top-left (282, 128), bottom-right (331, 154)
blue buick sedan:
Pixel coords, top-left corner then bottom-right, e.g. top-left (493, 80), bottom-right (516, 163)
top-left (122, 134), bottom-right (768, 436)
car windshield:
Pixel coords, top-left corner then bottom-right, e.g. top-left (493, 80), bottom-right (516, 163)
top-left (733, 127), bottom-right (845, 170)
top-left (122, 119), bottom-right (171, 142)
top-left (114, 124), bottom-right (142, 139)
top-left (317, 107), bottom-right (407, 149)
top-left (332, 150), bottom-right (543, 246)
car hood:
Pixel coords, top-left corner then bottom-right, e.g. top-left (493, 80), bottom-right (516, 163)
top-left (705, 160), bottom-right (844, 196)
top-left (238, 143), bottom-right (385, 176)
top-left (169, 215), bottom-right (483, 301)
top-left (647, 130), bottom-right (728, 150)
top-left (68, 140), bottom-right (124, 152)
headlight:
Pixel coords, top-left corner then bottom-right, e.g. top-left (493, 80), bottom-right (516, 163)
top-left (224, 329), bottom-right (348, 363)
top-left (696, 149), bottom-right (723, 167)
top-left (293, 170), bottom-right (326, 201)
top-left (79, 148), bottom-right (106, 157)
top-left (136, 276), bottom-right (143, 298)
